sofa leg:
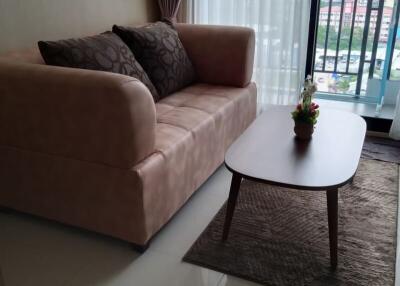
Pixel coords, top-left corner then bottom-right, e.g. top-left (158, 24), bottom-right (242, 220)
top-left (130, 242), bottom-right (150, 253)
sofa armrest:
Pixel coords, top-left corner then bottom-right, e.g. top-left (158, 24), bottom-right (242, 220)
top-left (175, 23), bottom-right (255, 88)
top-left (0, 60), bottom-right (156, 168)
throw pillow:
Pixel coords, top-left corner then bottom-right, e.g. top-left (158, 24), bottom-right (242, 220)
top-left (112, 22), bottom-right (195, 98)
top-left (38, 32), bottom-right (159, 101)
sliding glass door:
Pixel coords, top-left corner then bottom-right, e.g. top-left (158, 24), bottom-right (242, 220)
top-left (310, 0), bottom-right (400, 109)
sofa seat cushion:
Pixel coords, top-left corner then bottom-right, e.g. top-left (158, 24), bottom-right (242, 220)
top-left (154, 83), bottom-right (257, 154)
top-left (132, 83), bottom-right (257, 241)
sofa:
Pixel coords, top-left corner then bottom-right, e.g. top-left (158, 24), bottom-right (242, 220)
top-left (0, 23), bottom-right (257, 250)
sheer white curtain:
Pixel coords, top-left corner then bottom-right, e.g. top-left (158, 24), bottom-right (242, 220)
top-left (390, 92), bottom-right (400, 139)
top-left (184, 0), bottom-right (310, 110)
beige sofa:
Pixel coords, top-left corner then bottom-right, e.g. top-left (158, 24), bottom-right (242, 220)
top-left (0, 23), bottom-right (257, 250)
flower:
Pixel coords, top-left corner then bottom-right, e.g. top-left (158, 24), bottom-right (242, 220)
top-left (292, 75), bottom-right (319, 125)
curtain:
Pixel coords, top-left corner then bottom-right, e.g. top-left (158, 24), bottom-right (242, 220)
top-left (183, 0), bottom-right (310, 110)
top-left (390, 91), bottom-right (400, 139)
top-left (158, 0), bottom-right (182, 23)
top-left (177, 0), bottom-right (191, 23)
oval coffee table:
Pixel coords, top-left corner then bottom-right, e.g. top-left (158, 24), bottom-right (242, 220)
top-left (222, 105), bottom-right (366, 269)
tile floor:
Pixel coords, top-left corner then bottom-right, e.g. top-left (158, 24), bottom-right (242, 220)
top-left (0, 164), bottom-right (399, 286)
top-left (0, 166), bottom-right (261, 286)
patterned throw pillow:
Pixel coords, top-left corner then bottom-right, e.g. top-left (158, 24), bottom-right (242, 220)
top-left (113, 22), bottom-right (195, 98)
top-left (38, 32), bottom-right (159, 101)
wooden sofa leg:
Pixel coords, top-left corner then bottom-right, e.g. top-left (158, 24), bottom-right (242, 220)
top-left (131, 242), bottom-right (150, 253)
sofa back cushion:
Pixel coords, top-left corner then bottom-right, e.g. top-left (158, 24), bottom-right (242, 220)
top-left (113, 22), bottom-right (195, 98)
top-left (38, 32), bottom-right (159, 101)
top-left (0, 48), bottom-right (45, 65)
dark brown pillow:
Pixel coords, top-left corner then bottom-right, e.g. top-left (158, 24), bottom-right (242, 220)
top-left (113, 22), bottom-right (195, 98)
top-left (38, 32), bottom-right (159, 101)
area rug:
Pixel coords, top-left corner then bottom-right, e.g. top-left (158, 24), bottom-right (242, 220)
top-left (183, 159), bottom-right (398, 285)
top-left (362, 136), bottom-right (400, 164)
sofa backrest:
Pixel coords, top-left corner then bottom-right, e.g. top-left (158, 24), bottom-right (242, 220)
top-left (0, 47), bottom-right (45, 65)
top-left (1, 23), bottom-right (256, 89)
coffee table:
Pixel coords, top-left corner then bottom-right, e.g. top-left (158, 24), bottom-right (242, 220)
top-left (222, 105), bottom-right (366, 269)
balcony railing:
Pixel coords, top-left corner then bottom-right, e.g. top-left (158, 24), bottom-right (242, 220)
top-left (309, 0), bottom-right (400, 101)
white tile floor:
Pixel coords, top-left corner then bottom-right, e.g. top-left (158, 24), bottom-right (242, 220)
top-left (0, 166), bottom-right (262, 286)
top-left (0, 164), bottom-right (399, 286)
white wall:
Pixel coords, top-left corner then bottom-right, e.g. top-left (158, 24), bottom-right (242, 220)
top-left (0, 0), bottom-right (159, 53)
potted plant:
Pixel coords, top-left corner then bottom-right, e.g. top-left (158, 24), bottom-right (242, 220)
top-left (291, 75), bottom-right (319, 140)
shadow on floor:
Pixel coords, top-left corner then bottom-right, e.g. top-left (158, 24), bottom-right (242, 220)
top-left (0, 211), bottom-right (140, 286)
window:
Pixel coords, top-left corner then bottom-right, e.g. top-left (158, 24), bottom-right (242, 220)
top-left (309, 0), bottom-right (399, 103)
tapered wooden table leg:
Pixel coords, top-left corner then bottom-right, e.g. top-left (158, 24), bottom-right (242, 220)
top-left (222, 173), bottom-right (242, 241)
top-left (326, 189), bottom-right (338, 269)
